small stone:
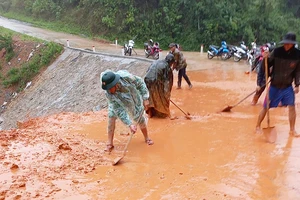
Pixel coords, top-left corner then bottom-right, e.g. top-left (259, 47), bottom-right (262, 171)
top-left (58, 143), bottom-right (72, 150)
top-left (72, 180), bottom-right (79, 183)
top-left (10, 164), bottom-right (19, 170)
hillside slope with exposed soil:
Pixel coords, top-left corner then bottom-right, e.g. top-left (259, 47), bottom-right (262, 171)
top-left (0, 47), bottom-right (151, 130)
top-left (0, 36), bottom-right (46, 109)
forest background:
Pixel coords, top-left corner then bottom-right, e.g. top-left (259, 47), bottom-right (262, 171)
top-left (0, 0), bottom-right (300, 50)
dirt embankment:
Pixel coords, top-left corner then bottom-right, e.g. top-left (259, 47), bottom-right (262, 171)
top-left (0, 48), bottom-right (152, 130)
top-left (0, 36), bottom-right (46, 110)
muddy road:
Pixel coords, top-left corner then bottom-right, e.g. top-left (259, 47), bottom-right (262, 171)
top-left (0, 16), bottom-right (300, 200)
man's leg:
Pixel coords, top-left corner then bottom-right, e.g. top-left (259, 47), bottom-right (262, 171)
top-left (177, 69), bottom-right (183, 89)
top-left (105, 117), bottom-right (116, 151)
top-left (281, 86), bottom-right (299, 137)
top-left (182, 67), bottom-right (192, 88)
top-left (139, 116), bottom-right (154, 145)
top-left (289, 105), bottom-right (296, 132)
top-left (256, 108), bottom-right (267, 133)
top-left (252, 86), bottom-right (266, 105)
top-left (288, 105), bottom-right (300, 137)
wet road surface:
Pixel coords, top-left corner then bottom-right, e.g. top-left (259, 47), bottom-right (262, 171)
top-left (0, 16), bottom-right (300, 199)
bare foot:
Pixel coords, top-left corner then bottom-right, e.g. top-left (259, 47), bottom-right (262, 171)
top-left (170, 116), bottom-right (178, 120)
top-left (104, 144), bottom-right (114, 152)
top-left (289, 130), bottom-right (300, 137)
top-left (145, 139), bottom-right (154, 145)
top-left (255, 127), bottom-right (263, 134)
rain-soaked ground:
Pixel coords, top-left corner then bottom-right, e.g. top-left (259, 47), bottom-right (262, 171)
top-left (1, 16), bottom-right (300, 199)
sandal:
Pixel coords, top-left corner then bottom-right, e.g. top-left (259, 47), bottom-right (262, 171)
top-left (145, 139), bottom-right (154, 145)
top-left (104, 144), bottom-right (114, 152)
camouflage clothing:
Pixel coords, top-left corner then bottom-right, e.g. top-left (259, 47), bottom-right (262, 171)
top-left (172, 48), bottom-right (187, 71)
top-left (103, 70), bottom-right (149, 126)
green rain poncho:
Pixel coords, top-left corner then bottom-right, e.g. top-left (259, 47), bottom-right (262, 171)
top-left (144, 60), bottom-right (173, 117)
top-left (102, 70), bottom-right (149, 126)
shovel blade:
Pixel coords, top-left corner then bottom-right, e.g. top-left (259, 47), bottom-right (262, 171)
top-left (263, 126), bottom-right (277, 143)
top-left (221, 106), bottom-right (233, 112)
top-left (112, 156), bottom-right (124, 166)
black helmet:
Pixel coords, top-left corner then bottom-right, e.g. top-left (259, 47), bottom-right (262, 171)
top-left (165, 53), bottom-right (175, 63)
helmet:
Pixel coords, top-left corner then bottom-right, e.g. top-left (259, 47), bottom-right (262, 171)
top-left (221, 41), bottom-right (226, 45)
top-left (165, 53), bottom-right (175, 63)
top-left (149, 39), bottom-right (153, 43)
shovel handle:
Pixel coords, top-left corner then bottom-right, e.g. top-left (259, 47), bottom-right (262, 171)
top-left (170, 99), bottom-right (190, 117)
top-left (264, 56), bottom-right (271, 127)
top-left (122, 111), bottom-right (144, 155)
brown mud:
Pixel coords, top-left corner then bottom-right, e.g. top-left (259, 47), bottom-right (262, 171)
top-left (0, 16), bottom-right (300, 199)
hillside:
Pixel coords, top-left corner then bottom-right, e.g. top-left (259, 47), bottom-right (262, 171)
top-left (0, 48), bottom-right (151, 130)
top-left (0, 36), bottom-right (46, 112)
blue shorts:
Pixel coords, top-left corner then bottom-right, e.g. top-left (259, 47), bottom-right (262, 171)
top-left (263, 85), bottom-right (295, 108)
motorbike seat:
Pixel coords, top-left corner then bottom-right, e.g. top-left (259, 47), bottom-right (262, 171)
top-left (209, 45), bottom-right (219, 49)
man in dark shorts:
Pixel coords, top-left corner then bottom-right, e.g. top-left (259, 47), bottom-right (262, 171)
top-left (256, 32), bottom-right (300, 137)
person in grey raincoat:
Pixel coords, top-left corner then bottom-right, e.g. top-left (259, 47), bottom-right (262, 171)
top-left (101, 70), bottom-right (154, 152)
top-left (144, 53), bottom-right (175, 118)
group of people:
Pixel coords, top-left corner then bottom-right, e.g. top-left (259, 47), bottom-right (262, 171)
top-left (101, 43), bottom-right (192, 152)
top-left (100, 32), bottom-right (300, 152)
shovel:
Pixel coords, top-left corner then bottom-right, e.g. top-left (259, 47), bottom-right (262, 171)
top-left (170, 99), bottom-right (191, 119)
top-left (221, 81), bottom-right (268, 112)
top-left (262, 56), bottom-right (277, 143)
top-left (112, 112), bottom-right (143, 165)
top-left (221, 90), bottom-right (257, 112)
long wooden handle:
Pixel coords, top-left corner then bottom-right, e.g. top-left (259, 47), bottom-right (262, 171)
top-left (122, 112), bottom-right (144, 156)
top-left (170, 99), bottom-right (189, 116)
top-left (264, 56), bottom-right (270, 127)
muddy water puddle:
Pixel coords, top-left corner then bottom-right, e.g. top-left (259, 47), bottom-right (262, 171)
top-left (67, 68), bottom-right (300, 199)
top-left (1, 66), bottom-right (300, 199)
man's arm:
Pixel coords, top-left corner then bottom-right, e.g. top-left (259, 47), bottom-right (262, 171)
top-left (107, 99), bottom-right (132, 126)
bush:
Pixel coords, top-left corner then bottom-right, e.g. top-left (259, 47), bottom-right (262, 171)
top-left (2, 41), bottom-right (63, 89)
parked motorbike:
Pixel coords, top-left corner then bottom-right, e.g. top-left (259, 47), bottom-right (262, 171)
top-left (233, 44), bottom-right (248, 62)
top-left (144, 42), bottom-right (160, 59)
top-left (207, 41), bottom-right (230, 60)
top-left (124, 39), bottom-right (135, 56)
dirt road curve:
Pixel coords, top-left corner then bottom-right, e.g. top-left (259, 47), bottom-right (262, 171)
top-left (0, 16), bottom-right (300, 200)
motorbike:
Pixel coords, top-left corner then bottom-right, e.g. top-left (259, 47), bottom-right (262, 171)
top-left (233, 43), bottom-right (248, 62)
top-left (124, 39), bottom-right (136, 56)
top-left (207, 41), bottom-right (230, 60)
top-left (144, 42), bottom-right (160, 59)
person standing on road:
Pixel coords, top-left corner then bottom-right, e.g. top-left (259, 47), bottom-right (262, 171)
top-left (169, 43), bottom-right (193, 89)
top-left (255, 32), bottom-right (300, 137)
top-left (101, 70), bottom-right (154, 152)
top-left (144, 53), bottom-right (175, 118)
top-left (251, 45), bottom-right (269, 105)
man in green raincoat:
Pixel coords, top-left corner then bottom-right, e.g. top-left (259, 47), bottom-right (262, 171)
top-left (101, 70), bottom-right (154, 152)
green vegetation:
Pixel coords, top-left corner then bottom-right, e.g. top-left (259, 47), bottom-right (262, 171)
top-left (2, 42), bottom-right (63, 90)
top-left (0, 34), bottom-right (15, 62)
top-left (0, 26), bottom-right (63, 90)
top-left (1, 0), bottom-right (300, 50)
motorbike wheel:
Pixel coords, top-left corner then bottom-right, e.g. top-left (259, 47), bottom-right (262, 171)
top-left (233, 55), bottom-right (242, 62)
top-left (129, 48), bottom-right (132, 56)
top-left (145, 50), bottom-right (150, 58)
top-left (207, 53), bottom-right (213, 59)
top-left (221, 53), bottom-right (229, 60)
